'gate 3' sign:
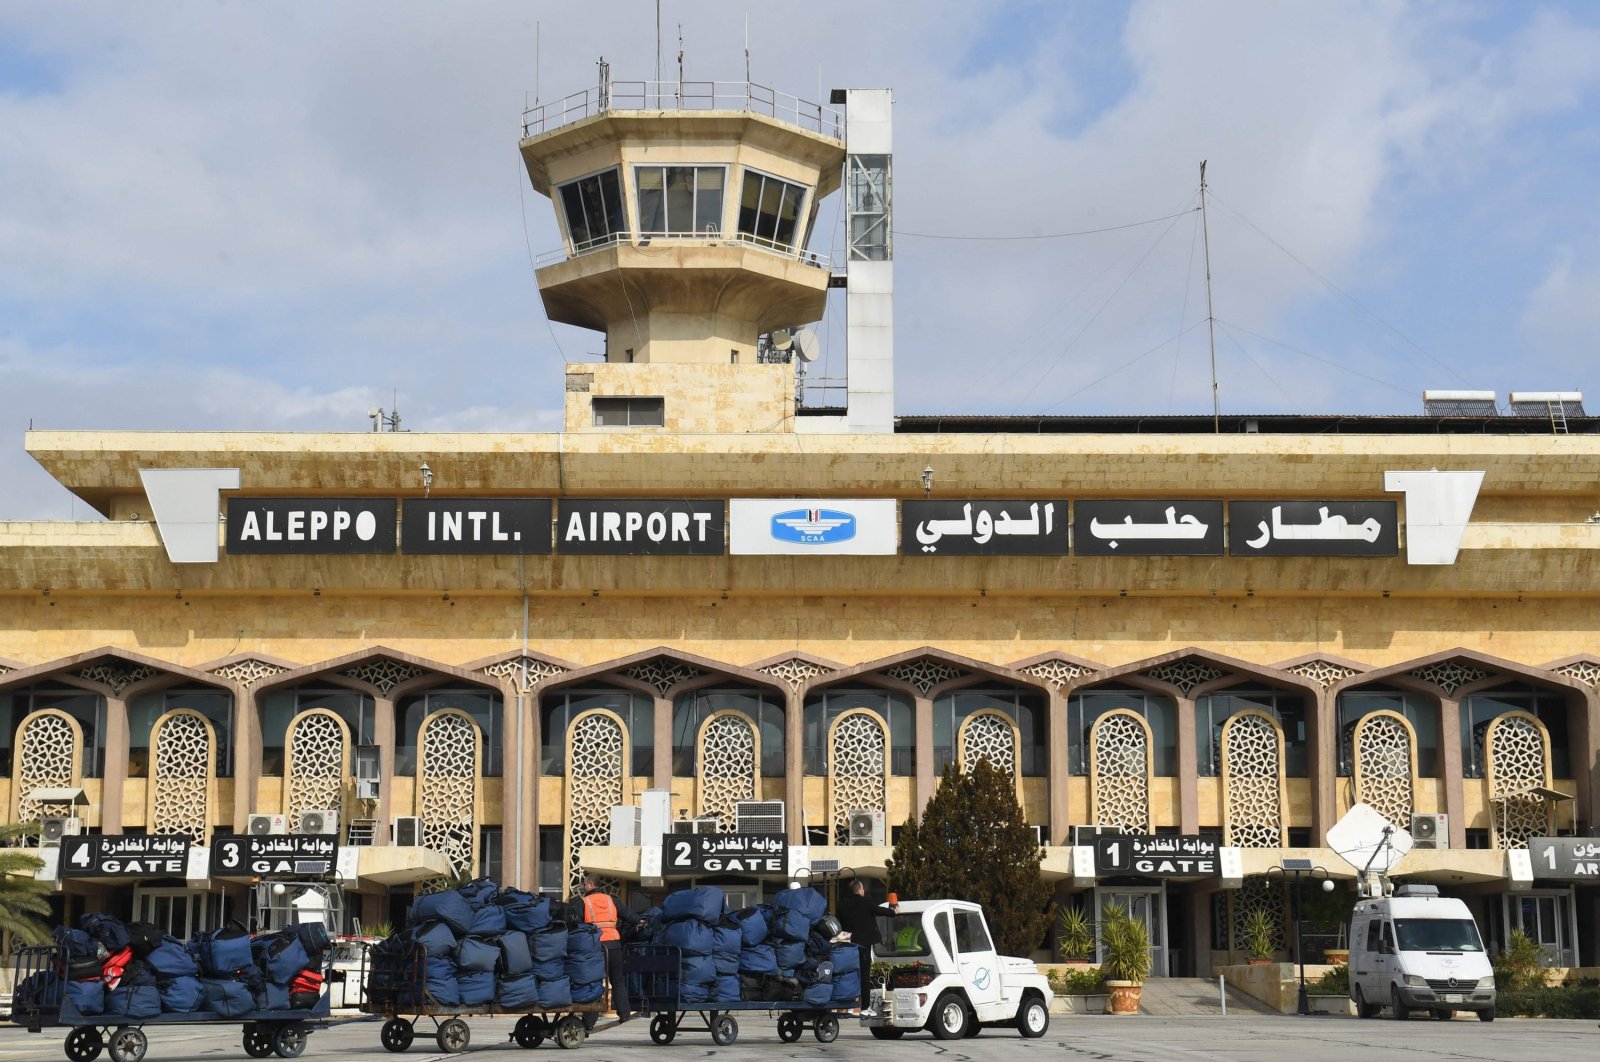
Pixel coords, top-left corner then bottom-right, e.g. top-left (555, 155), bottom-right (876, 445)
top-left (211, 835), bottom-right (338, 877)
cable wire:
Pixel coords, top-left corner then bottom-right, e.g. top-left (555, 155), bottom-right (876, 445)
top-left (1215, 318), bottom-right (1416, 398)
top-left (895, 207), bottom-right (1198, 242)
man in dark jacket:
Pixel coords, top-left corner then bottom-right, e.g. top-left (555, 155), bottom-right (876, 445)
top-left (834, 879), bottom-right (895, 1014)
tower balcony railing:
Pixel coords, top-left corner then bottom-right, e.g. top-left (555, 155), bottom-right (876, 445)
top-left (522, 80), bottom-right (844, 141)
top-left (535, 231), bottom-right (833, 271)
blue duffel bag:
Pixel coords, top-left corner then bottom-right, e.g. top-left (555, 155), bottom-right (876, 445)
top-left (712, 923), bottom-right (741, 975)
top-left (663, 919), bottom-right (714, 956)
top-left (731, 906), bottom-right (769, 946)
top-left (407, 919), bottom-right (459, 957)
top-left (536, 976), bottom-right (573, 1009)
top-left (712, 975), bottom-right (742, 1003)
top-left (661, 885), bottom-right (725, 924)
top-left (196, 924), bottom-right (254, 977)
top-left (737, 944), bottom-right (777, 975)
top-left (497, 931), bottom-right (533, 975)
top-left (532, 924), bottom-right (568, 963)
top-left (105, 984), bottom-right (162, 1019)
top-left (257, 982), bottom-right (291, 1012)
top-left (504, 898), bottom-right (552, 933)
top-left (147, 938), bottom-right (199, 979)
top-left (682, 953), bottom-right (717, 986)
top-left (774, 939), bottom-right (807, 971)
top-left (411, 890), bottom-right (475, 936)
top-left (571, 979), bottom-right (604, 1005)
top-left (495, 886), bottom-right (537, 907)
top-left (497, 973), bottom-right (539, 1008)
top-left (769, 907), bottom-right (811, 942)
top-left (802, 981), bottom-right (832, 1006)
top-left (772, 887), bottom-right (826, 924)
top-left (458, 970), bottom-right (495, 1007)
top-left (422, 957), bottom-right (461, 1006)
top-left (81, 913), bottom-right (132, 954)
top-left (201, 979), bottom-right (255, 1018)
top-left (678, 979), bottom-right (711, 1005)
top-left (829, 944), bottom-right (860, 975)
top-left (64, 979), bottom-right (104, 1016)
top-left (456, 877), bottom-right (500, 910)
top-left (263, 931), bottom-right (309, 985)
top-left (469, 904), bottom-right (508, 937)
top-left (830, 970), bottom-right (862, 1006)
top-left (158, 975), bottom-right (204, 1013)
top-left (565, 950), bottom-right (605, 986)
top-left (533, 956), bottom-right (566, 981)
top-left (567, 922), bottom-right (601, 957)
top-left (456, 937), bottom-right (499, 973)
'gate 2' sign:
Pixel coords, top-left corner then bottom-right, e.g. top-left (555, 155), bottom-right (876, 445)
top-left (60, 835), bottom-right (191, 878)
top-left (1528, 837), bottom-right (1600, 880)
top-left (664, 833), bottom-right (786, 875)
top-left (211, 835), bottom-right (339, 877)
top-left (1094, 834), bottom-right (1219, 877)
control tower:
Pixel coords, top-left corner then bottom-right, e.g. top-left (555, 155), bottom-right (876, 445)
top-left (520, 73), bottom-right (889, 433)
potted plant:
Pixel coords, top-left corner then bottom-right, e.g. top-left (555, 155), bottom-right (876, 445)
top-left (1304, 962), bottom-right (1354, 1015)
top-left (1242, 908), bottom-right (1278, 965)
top-left (1056, 904), bottom-right (1096, 963)
top-left (1047, 966), bottom-right (1109, 1014)
top-left (1098, 903), bottom-right (1151, 1015)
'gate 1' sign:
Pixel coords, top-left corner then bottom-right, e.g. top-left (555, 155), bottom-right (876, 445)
top-left (1528, 837), bottom-right (1600, 880)
top-left (59, 835), bottom-right (191, 878)
top-left (1094, 834), bottom-right (1219, 877)
top-left (211, 835), bottom-right (339, 877)
top-left (664, 833), bottom-right (786, 875)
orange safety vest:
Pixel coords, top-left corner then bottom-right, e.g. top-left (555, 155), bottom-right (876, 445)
top-left (583, 891), bottom-right (620, 943)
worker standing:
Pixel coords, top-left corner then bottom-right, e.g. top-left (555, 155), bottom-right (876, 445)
top-left (834, 878), bottom-right (896, 1014)
top-left (580, 873), bottom-right (639, 1026)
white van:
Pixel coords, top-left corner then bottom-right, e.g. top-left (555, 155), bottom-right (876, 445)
top-left (1348, 884), bottom-right (1496, 1021)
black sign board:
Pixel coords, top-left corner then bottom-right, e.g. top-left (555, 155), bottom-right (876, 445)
top-left (211, 835), bottom-right (339, 878)
top-left (1094, 834), bottom-right (1219, 877)
top-left (227, 498), bottom-right (397, 554)
top-left (1229, 500), bottom-right (1398, 557)
top-left (557, 500), bottom-right (725, 555)
top-left (902, 500), bottom-right (1068, 556)
top-left (664, 833), bottom-right (786, 875)
top-left (1528, 837), bottom-right (1600, 881)
top-left (1074, 500), bottom-right (1225, 556)
top-left (401, 499), bottom-right (553, 555)
top-left (60, 835), bottom-right (190, 878)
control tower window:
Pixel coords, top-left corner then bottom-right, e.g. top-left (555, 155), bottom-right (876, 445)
top-left (738, 170), bottom-right (807, 251)
top-left (636, 166), bottom-right (725, 236)
top-left (557, 167), bottom-right (626, 252)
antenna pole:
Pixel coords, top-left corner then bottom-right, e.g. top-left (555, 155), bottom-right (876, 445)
top-left (655, 0), bottom-right (662, 107)
top-left (744, 11), bottom-right (750, 82)
top-left (534, 21), bottom-right (540, 104)
top-left (1200, 160), bottom-right (1220, 433)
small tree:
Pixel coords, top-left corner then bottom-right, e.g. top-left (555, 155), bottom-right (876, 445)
top-left (885, 758), bottom-right (1051, 958)
top-left (0, 824), bottom-right (53, 947)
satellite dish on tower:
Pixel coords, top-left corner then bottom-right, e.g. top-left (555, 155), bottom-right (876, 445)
top-left (770, 329), bottom-right (793, 351)
top-left (792, 328), bottom-right (818, 363)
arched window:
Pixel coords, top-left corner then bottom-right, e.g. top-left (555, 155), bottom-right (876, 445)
top-left (1089, 709), bottom-right (1151, 832)
top-left (541, 687), bottom-right (654, 777)
top-left (129, 688), bottom-right (233, 778)
top-left (396, 688), bottom-right (502, 777)
top-left (672, 688), bottom-right (784, 777)
top-left (1220, 710), bottom-right (1286, 847)
top-left (0, 686), bottom-right (106, 777)
top-left (802, 688), bottom-right (914, 775)
top-left (1336, 687), bottom-right (1440, 777)
top-left (259, 686), bottom-right (375, 777)
top-left (1195, 687), bottom-right (1307, 777)
top-left (932, 686), bottom-right (1046, 776)
top-left (1068, 688), bottom-right (1176, 776)
top-left (1461, 683), bottom-right (1570, 779)
top-left (149, 710), bottom-right (215, 840)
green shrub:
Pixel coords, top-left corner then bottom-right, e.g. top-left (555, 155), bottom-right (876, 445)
top-left (1492, 929), bottom-right (1544, 991)
top-left (1056, 904), bottom-right (1095, 959)
top-left (1307, 963), bottom-right (1349, 996)
top-left (1048, 967), bottom-right (1106, 994)
top-left (1497, 982), bottom-right (1600, 1019)
top-left (1099, 903), bottom-right (1152, 985)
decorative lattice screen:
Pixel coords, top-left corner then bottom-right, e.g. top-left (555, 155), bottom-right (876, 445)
top-left (13, 710), bottom-right (82, 828)
top-left (1352, 711), bottom-right (1415, 830)
top-left (828, 711), bottom-right (888, 845)
top-left (1230, 877), bottom-right (1287, 953)
top-left (1221, 711), bottom-right (1285, 848)
top-left (150, 711), bottom-right (213, 840)
top-left (285, 710), bottom-right (348, 832)
top-left (565, 709), bottom-right (628, 896)
top-left (1090, 710), bottom-right (1150, 833)
top-left (696, 712), bottom-right (759, 832)
top-left (957, 710), bottom-right (1018, 776)
top-left (1486, 713), bottom-right (1550, 850)
top-left (417, 711), bottom-right (480, 877)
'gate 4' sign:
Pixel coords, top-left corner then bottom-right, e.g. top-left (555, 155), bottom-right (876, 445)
top-left (1528, 837), bottom-right (1600, 880)
top-left (60, 835), bottom-right (191, 878)
top-left (1094, 834), bottom-right (1219, 877)
top-left (211, 835), bottom-right (338, 877)
top-left (664, 833), bottom-right (786, 875)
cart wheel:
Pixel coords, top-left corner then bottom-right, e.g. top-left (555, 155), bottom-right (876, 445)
top-left (435, 1018), bottom-right (471, 1054)
top-left (106, 1027), bottom-right (147, 1062)
top-left (552, 1015), bottom-right (585, 1050)
top-left (710, 1015), bottom-right (739, 1046)
top-left (776, 1014), bottom-right (802, 1043)
top-left (272, 1024), bottom-right (309, 1060)
top-left (380, 1018), bottom-right (415, 1053)
top-left (513, 1015), bottom-right (547, 1049)
top-left (65, 1027), bottom-right (104, 1062)
top-left (648, 1014), bottom-right (676, 1045)
top-left (243, 1025), bottom-right (276, 1059)
top-left (814, 1015), bottom-right (840, 1044)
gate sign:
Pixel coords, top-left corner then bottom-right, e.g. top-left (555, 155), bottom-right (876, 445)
top-left (59, 835), bottom-right (191, 878)
top-left (211, 835), bottom-right (339, 878)
top-left (664, 833), bottom-right (786, 875)
top-left (1528, 837), bottom-right (1600, 881)
top-left (1094, 834), bottom-right (1218, 877)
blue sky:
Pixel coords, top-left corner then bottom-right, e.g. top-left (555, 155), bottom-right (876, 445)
top-left (2, 1), bottom-right (1599, 517)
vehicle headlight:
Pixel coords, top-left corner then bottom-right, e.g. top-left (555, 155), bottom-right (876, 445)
top-left (1477, 976), bottom-right (1496, 990)
top-left (1402, 975), bottom-right (1427, 988)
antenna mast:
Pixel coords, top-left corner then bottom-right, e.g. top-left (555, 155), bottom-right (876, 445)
top-left (655, 0), bottom-right (662, 106)
top-left (1200, 160), bottom-right (1220, 433)
top-left (744, 12), bottom-right (750, 82)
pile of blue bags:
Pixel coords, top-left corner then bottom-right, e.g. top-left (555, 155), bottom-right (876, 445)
top-left (367, 877), bottom-right (605, 1012)
top-left (641, 885), bottom-right (859, 1008)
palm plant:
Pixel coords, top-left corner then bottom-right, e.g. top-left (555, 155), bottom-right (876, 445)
top-left (1099, 903), bottom-right (1152, 985)
top-left (1056, 904), bottom-right (1096, 960)
top-left (0, 823), bottom-right (53, 947)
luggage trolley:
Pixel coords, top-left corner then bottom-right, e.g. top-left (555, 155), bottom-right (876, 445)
top-left (360, 941), bottom-right (605, 1053)
top-left (7, 944), bottom-right (333, 1062)
top-left (621, 944), bottom-right (857, 1047)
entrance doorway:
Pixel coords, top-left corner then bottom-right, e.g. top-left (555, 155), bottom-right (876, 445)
top-left (132, 888), bottom-right (225, 938)
top-left (1499, 890), bottom-right (1579, 967)
top-left (1095, 885), bottom-right (1167, 977)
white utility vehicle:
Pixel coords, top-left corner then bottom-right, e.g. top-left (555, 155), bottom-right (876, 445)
top-left (1348, 884), bottom-right (1496, 1021)
top-left (862, 899), bottom-right (1052, 1040)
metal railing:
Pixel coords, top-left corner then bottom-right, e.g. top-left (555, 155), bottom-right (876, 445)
top-left (535, 232), bottom-right (832, 271)
top-left (523, 80), bottom-right (844, 140)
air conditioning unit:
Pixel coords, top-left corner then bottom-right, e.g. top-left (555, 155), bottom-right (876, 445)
top-left (356, 779), bottom-right (380, 801)
top-left (670, 817), bottom-right (718, 835)
top-left (848, 809), bottom-right (887, 846)
top-left (248, 813), bottom-right (287, 836)
top-left (1069, 824), bottom-right (1121, 847)
top-left (40, 817), bottom-right (83, 847)
top-left (609, 805), bottom-right (641, 846)
top-left (735, 800), bottom-right (786, 835)
top-left (1410, 813), bottom-right (1448, 849)
top-left (392, 816), bottom-right (423, 847)
top-left (300, 809), bottom-right (339, 836)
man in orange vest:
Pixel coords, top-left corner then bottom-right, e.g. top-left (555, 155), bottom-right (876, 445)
top-left (581, 874), bottom-right (641, 1025)
top-left (581, 874), bottom-right (621, 943)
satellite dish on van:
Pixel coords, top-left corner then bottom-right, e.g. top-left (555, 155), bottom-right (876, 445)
top-left (792, 327), bottom-right (818, 363)
top-left (1326, 802), bottom-right (1413, 876)
top-left (770, 329), bottom-right (793, 351)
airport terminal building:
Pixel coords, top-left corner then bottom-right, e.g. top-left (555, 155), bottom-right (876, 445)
top-left (2, 76), bottom-right (1597, 976)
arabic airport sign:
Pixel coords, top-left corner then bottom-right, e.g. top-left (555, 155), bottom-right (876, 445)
top-left (227, 498), bottom-right (398, 554)
top-left (1230, 501), bottom-right (1398, 557)
top-left (211, 835), bottom-right (339, 877)
top-left (401, 499), bottom-right (552, 555)
top-left (59, 834), bottom-right (191, 878)
top-left (902, 500), bottom-right (1068, 555)
top-left (663, 833), bottom-right (787, 874)
top-left (557, 500), bottom-right (725, 555)
top-left (1527, 837), bottom-right (1600, 881)
top-left (1094, 834), bottom-right (1219, 877)
top-left (1075, 500), bottom-right (1225, 556)
top-left (729, 499), bottom-right (898, 555)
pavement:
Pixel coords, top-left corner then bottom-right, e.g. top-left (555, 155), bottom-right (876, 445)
top-left (1133, 977), bottom-right (1278, 1016)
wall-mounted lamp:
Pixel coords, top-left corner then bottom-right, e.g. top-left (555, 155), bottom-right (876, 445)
top-left (921, 465), bottom-right (933, 497)
top-left (420, 462), bottom-right (433, 498)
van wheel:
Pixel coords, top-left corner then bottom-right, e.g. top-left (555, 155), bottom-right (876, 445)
top-left (1352, 985), bottom-right (1380, 1020)
top-left (929, 994), bottom-right (970, 1040)
top-left (1016, 994), bottom-right (1050, 1038)
top-left (1477, 1007), bottom-right (1495, 1022)
top-left (1390, 988), bottom-right (1410, 1020)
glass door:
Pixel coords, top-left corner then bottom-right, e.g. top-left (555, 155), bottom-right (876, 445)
top-left (1502, 890), bottom-right (1576, 967)
top-left (133, 888), bottom-right (223, 939)
top-left (1095, 885), bottom-right (1167, 977)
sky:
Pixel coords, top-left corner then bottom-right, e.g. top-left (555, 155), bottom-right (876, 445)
top-left (3, 1), bottom-right (1599, 518)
